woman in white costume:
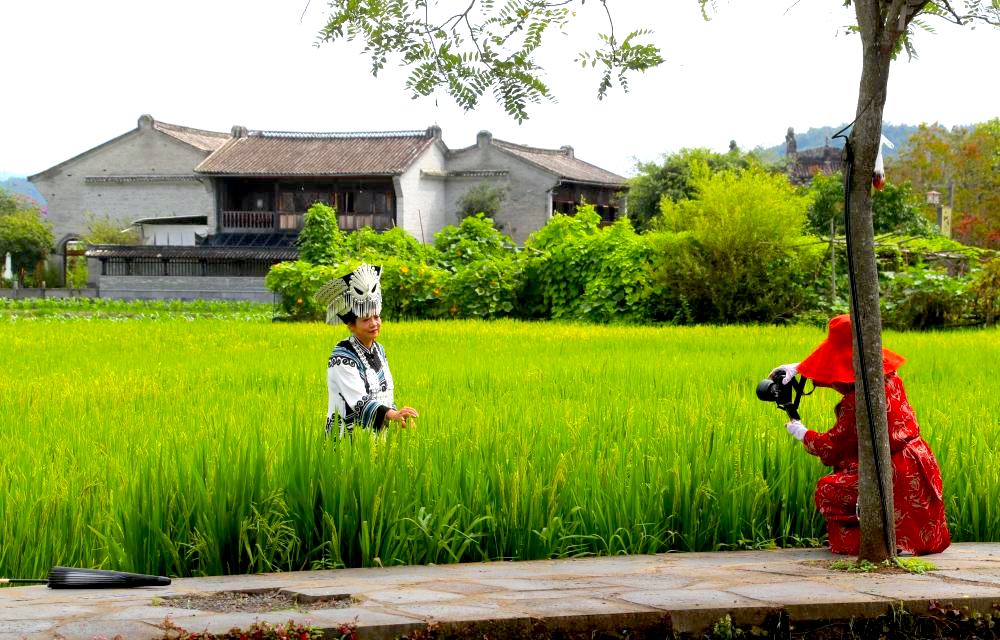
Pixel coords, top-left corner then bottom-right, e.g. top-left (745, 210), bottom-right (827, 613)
top-left (316, 263), bottom-right (419, 438)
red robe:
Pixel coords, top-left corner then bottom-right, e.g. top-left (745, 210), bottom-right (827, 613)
top-left (802, 373), bottom-right (951, 555)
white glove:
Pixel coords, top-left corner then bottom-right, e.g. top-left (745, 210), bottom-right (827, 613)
top-left (786, 419), bottom-right (807, 441)
top-left (769, 363), bottom-right (800, 385)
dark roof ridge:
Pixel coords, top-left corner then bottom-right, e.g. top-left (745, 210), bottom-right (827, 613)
top-left (249, 129), bottom-right (430, 139)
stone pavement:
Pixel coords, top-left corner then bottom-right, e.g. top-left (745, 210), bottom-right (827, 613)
top-left (3, 543), bottom-right (1000, 639)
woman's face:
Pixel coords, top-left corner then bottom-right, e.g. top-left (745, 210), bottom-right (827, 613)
top-left (350, 314), bottom-right (382, 344)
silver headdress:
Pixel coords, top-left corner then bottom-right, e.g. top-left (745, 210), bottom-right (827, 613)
top-left (315, 263), bottom-right (383, 324)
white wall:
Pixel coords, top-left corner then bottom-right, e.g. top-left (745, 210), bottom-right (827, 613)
top-left (396, 141), bottom-right (448, 243)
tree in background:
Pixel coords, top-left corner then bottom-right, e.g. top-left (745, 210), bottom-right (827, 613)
top-left (456, 182), bottom-right (507, 221)
top-left (0, 210), bottom-right (54, 284)
top-left (890, 119), bottom-right (1000, 248)
top-left (628, 147), bottom-right (773, 230)
top-left (0, 188), bottom-right (21, 216)
top-left (297, 202), bottom-right (344, 265)
top-left (807, 173), bottom-right (931, 237)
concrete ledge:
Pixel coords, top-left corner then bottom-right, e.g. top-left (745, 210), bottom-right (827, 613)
top-left (2, 544), bottom-right (1000, 639)
top-left (97, 276), bottom-right (274, 303)
top-left (0, 288), bottom-right (98, 299)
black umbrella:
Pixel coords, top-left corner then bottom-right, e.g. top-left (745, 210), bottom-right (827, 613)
top-left (1, 566), bottom-right (171, 588)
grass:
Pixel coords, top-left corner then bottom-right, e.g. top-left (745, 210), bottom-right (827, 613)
top-left (1, 317), bottom-right (997, 579)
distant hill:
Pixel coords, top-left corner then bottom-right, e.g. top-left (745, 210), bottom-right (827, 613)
top-left (766, 123), bottom-right (920, 158)
top-left (0, 176), bottom-right (46, 207)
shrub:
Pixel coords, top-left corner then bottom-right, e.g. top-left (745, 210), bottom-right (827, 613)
top-left (880, 267), bottom-right (971, 329)
top-left (378, 257), bottom-right (449, 320)
top-left (456, 182), bottom-right (506, 220)
top-left (83, 213), bottom-right (141, 245)
top-left (264, 261), bottom-right (341, 320)
top-left (445, 255), bottom-right (523, 319)
top-left (522, 206), bottom-right (603, 319)
top-left (650, 162), bottom-right (822, 323)
top-left (968, 257), bottom-right (1000, 326)
top-left (343, 226), bottom-right (435, 263)
top-left (296, 203), bottom-right (343, 266)
top-left (434, 213), bottom-right (515, 270)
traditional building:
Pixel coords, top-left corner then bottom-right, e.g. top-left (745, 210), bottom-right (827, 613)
top-left (785, 126), bottom-right (845, 185)
top-left (29, 115), bottom-right (626, 299)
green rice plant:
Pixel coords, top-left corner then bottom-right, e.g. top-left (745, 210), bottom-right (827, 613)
top-left (0, 318), bottom-right (997, 579)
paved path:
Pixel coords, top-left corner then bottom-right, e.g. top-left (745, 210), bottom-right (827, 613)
top-left (3, 544), bottom-right (1000, 639)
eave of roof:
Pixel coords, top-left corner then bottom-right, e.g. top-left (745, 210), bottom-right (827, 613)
top-left (85, 244), bottom-right (298, 261)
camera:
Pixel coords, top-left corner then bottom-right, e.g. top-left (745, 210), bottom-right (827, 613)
top-left (756, 369), bottom-right (810, 420)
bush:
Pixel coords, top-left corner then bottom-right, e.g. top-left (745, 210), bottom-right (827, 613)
top-left (650, 162), bottom-right (822, 323)
top-left (264, 261), bottom-right (341, 320)
top-left (344, 226), bottom-right (436, 263)
top-left (434, 213), bottom-right (515, 270)
top-left (378, 257), bottom-right (449, 320)
top-left (296, 203), bottom-right (343, 265)
top-left (83, 213), bottom-right (141, 245)
top-left (445, 256), bottom-right (523, 319)
top-left (969, 257), bottom-right (1000, 326)
top-left (880, 267), bottom-right (971, 329)
top-left (456, 182), bottom-right (506, 220)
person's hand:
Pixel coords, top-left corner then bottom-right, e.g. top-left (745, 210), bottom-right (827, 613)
top-left (387, 406), bottom-right (419, 428)
top-left (769, 363), bottom-right (800, 385)
top-left (786, 419), bottom-right (807, 441)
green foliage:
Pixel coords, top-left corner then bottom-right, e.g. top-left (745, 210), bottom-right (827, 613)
top-left (444, 255), bottom-right (523, 319)
top-left (0, 209), bottom-right (54, 277)
top-left (456, 182), bottom-right (506, 221)
top-left (881, 267), bottom-right (971, 330)
top-left (628, 148), bottom-right (773, 230)
top-left (82, 213), bottom-right (141, 245)
top-left (433, 213), bottom-right (515, 270)
top-left (4, 319), bottom-right (1000, 577)
top-left (806, 173), bottom-right (932, 236)
top-left (650, 162), bottom-right (822, 323)
top-left (969, 257), bottom-right (1000, 326)
top-left (522, 206), bottom-right (603, 320)
top-left (264, 261), bottom-right (341, 320)
top-left (378, 258), bottom-right (449, 320)
top-left (0, 187), bottom-right (21, 216)
top-left (296, 203), bottom-right (343, 265)
top-left (317, 0), bottom-right (663, 121)
top-left (342, 226), bottom-right (435, 263)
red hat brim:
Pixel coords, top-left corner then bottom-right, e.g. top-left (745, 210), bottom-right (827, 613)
top-left (796, 314), bottom-right (905, 385)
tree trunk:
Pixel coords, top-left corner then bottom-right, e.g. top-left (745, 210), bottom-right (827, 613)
top-left (848, 2), bottom-right (898, 563)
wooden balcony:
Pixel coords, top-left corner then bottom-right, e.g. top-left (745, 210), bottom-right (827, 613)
top-left (221, 210), bottom-right (304, 233)
top-left (221, 210), bottom-right (395, 233)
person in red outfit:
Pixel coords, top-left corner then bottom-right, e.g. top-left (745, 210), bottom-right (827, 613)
top-left (772, 314), bottom-right (951, 555)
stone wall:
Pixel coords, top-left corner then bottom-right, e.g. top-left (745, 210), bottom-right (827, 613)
top-left (29, 118), bottom-right (216, 247)
top-left (446, 132), bottom-right (554, 244)
top-left (97, 276), bottom-right (274, 302)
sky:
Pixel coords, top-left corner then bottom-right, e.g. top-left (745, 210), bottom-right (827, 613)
top-left (1, 0), bottom-right (997, 178)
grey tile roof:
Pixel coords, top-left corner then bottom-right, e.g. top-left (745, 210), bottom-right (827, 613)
top-left (493, 140), bottom-right (627, 187)
top-left (153, 121), bottom-right (230, 152)
top-left (195, 129), bottom-right (437, 176)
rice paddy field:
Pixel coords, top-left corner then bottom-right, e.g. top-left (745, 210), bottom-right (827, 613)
top-left (1, 315), bottom-right (998, 580)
